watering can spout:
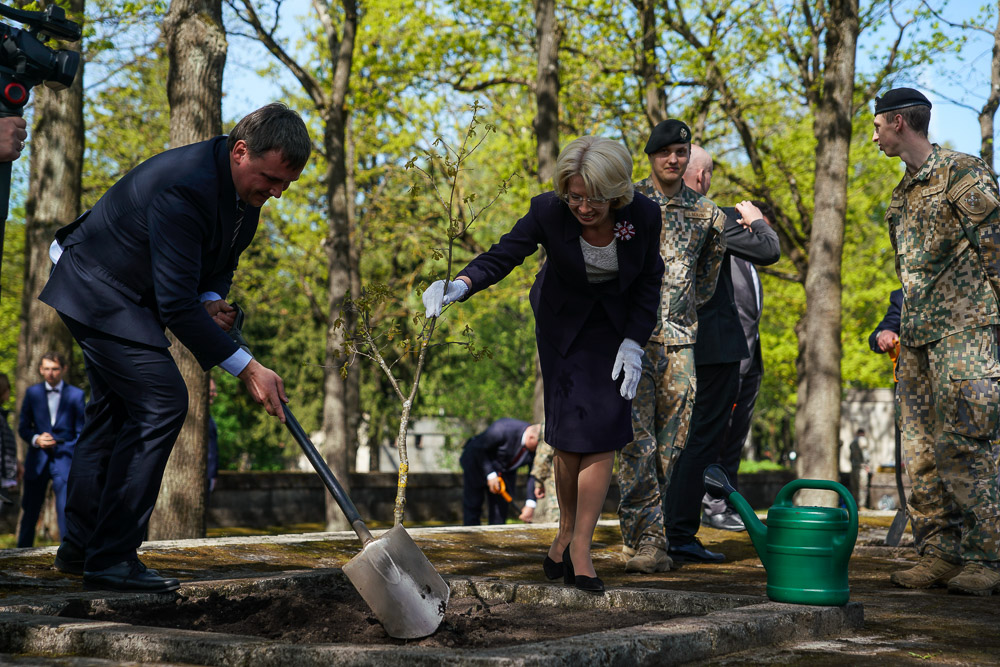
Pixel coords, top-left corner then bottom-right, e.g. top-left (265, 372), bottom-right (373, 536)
top-left (703, 464), bottom-right (769, 567)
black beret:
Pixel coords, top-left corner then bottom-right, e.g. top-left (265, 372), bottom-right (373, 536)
top-left (644, 119), bottom-right (691, 154)
top-left (874, 88), bottom-right (931, 115)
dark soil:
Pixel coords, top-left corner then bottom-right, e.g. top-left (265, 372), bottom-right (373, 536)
top-left (59, 579), bottom-right (675, 648)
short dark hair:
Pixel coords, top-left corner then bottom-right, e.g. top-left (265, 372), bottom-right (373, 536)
top-left (40, 352), bottom-right (67, 368)
top-left (878, 105), bottom-right (930, 138)
top-left (227, 103), bottom-right (311, 171)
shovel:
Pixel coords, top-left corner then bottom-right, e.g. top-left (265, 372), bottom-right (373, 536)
top-left (227, 305), bottom-right (450, 639)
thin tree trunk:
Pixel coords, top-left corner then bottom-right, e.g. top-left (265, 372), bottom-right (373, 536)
top-left (796, 0), bottom-right (859, 507)
top-left (321, 0), bottom-right (358, 530)
top-left (148, 0), bottom-right (226, 540)
top-left (979, 4), bottom-right (1000, 169)
top-left (636, 0), bottom-right (667, 126)
top-left (15, 0), bottom-right (85, 543)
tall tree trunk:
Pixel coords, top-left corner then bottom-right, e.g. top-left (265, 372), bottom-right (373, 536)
top-left (321, 0), bottom-right (358, 530)
top-left (979, 4), bottom-right (1000, 169)
top-left (148, 0), bottom-right (226, 540)
top-left (636, 0), bottom-right (666, 126)
top-left (15, 0), bottom-right (85, 543)
top-left (531, 0), bottom-right (559, 424)
top-left (796, 0), bottom-right (859, 506)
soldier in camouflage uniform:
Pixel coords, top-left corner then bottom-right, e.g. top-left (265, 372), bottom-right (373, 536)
top-left (873, 87), bottom-right (1000, 596)
top-left (617, 119), bottom-right (727, 573)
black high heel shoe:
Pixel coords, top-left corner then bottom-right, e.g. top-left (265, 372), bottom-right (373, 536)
top-left (575, 574), bottom-right (605, 594)
top-left (562, 546), bottom-right (575, 585)
top-left (542, 555), bottom-right (564, 580)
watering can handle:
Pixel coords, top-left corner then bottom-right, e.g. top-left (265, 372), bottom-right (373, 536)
top-left (774, 479), bottom-right (859, 531)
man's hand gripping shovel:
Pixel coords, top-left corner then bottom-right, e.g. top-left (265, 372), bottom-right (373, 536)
top-left (228, 305), bottom-right (450, 638)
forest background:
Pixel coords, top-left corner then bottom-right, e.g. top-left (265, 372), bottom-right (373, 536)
top-left (0, 0), bottom-right (996, 532)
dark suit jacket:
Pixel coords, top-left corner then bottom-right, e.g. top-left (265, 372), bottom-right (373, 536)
top-left (17, 382), bottom-right (86, 481)
top-left (463, 418), bottom-right (536, 499)
top-left (693, 208), bottom-right (780, 366)
top-left (868, 289), bottom-right (903, 353)
top-left (39, 137), bottom-right (258, 371)
top-left (458, 192), bottom-right (665, 356)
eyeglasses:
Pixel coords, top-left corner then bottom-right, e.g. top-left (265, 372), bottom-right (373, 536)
top-left (562, 193), bottom-right (611, 207)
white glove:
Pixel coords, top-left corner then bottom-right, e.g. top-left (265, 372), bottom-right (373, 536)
top-left (422, 279), bottom-right (469, 318)
top-left (611, 338), bottom-right (644, 400)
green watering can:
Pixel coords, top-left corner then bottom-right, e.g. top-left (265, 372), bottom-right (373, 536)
top-left (703, 464), bottom-right (858, 606)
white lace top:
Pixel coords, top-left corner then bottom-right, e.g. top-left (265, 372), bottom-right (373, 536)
top-left (579, 236), bottom-right (618, 284)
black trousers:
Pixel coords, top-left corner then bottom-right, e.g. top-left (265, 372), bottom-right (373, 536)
top-left (61, 315), bottom-right (188, 571)
top-left (665, 361), bottom-right (740, 545)
top-left (460, 448), bottom-right (516, 525)
top-left (718, 366), bottom-right (762, 492)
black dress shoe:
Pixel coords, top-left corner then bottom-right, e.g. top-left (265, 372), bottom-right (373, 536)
top-left (562, 546), bottom-right (575, 585)
top-left (701, 509), bottom-right (747, 532)
top-left (575, 574), bottom-right (605, 593)
top-left (543, 555), bottom-right (565, 580)
top-left (54, 541), bottom-right (85, 576)
top-left (83, 560), bottom-right (180, 593)
top-left (668, 539), bottom-right (725, 564)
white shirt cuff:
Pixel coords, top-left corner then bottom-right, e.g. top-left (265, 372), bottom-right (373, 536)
top-left (200, 291), bottom-right (224, 302)
top-left (219, 348), bottom-right (253, 377)
top-left (49, 239), bottom-right (64, 264)
top-left (525, 499), bottom-right (537, 508)
top-left (31, 434), bottom-right (39, 447)
top-left (486, 472), bottom-right (498, 481)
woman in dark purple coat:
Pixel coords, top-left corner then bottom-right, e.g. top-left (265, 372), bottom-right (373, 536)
top-left (423, 137), bottom-right (664, 592)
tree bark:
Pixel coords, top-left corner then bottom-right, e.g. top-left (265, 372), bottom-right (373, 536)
top-left (147, 0), bottom-right (226, 540)
top-left (979, 4), bottom-right (1000, 169)
top-left (320, 0), bottom-right (359, 531)
top-left (636, 0), bottom-right (667, 126)
top-left (15, 0), bottom-right (85, 543)
top-left (796, 0), bottom-right (859, 507)
top-left (531, 0), bottom-right (560, 424)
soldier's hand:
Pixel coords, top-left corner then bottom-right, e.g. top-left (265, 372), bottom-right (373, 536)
top-left (238, 359), bottom-right (288, 423)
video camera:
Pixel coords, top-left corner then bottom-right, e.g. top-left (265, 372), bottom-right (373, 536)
top-left (0, 2), bottom-right (81, 116)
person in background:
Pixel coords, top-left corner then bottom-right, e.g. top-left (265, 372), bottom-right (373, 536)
top-left (16, 353), bottom-right (86, 548)
top-left (459, 419), bottom-right (541, 525)
top-left (529, 431), bottom-right (560, 523)
top-left (424, 136), bottom-right (665, 593)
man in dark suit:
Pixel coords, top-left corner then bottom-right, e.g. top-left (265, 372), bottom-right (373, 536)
top-left (701, 223), bottom-right (773, 531)
top-left (16, 352), bottom-right (86, 547)
top-left (869, 289), bottom-right (902, 354)
top-left (39, 103), bottom-right (310, 593)
top-left (663, 146), bottom-right (780, 563)
top-left (460, 419), bottom-right (541, 525)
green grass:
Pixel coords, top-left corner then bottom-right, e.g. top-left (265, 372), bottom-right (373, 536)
top-left (738, 459), bottom-right (790, 474)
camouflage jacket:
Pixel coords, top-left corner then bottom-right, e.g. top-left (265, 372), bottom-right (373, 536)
top-left (634, 177), bottom-right (727, 345)
top-left (886, 145), bottom-right (1000, 346)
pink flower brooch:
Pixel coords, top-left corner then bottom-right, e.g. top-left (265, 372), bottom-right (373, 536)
top-left (613, 221), bottom-right (635, 241)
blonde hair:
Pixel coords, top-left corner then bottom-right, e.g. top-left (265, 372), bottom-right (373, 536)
top-left (553, 136), bottom-right (634, 209)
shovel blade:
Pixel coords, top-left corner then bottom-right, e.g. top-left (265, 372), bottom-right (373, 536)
top-left (885, 508), bottom-right (909, 546)
top-left (342, 523), bottom-right (450, 639)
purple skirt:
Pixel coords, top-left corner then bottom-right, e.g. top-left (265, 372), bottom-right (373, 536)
top-left (536, 305), bottom-right (632, 453)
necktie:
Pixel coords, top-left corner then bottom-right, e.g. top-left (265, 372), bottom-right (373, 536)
top-left (232, 201), bottom-right (247, 248)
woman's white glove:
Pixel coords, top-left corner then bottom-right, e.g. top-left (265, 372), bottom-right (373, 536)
top-left (422, 279), bottom-right (469, 318)
top-left (611, 338), bottom-right (644, 400)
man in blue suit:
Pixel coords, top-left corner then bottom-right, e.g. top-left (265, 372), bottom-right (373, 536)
top-left (460, 419), bottom-right (541, 525)
top-left (39, 103), bottom-right (310, 593)
top-left (16, 352), bottom-right (86, 547)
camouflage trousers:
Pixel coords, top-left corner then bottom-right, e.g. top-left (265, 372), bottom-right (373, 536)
top-left (897, 327), bottom-right (1000, 564)
top-left (617, 343), bottom-right (696, 550)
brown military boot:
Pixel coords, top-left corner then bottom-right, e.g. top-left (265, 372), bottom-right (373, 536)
top-left (947, 563), bottom-right (1000, 596)
top-left (625, 543), bottom-right (672, 573)
top-left (890, 555), bottom-right (963, 589)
